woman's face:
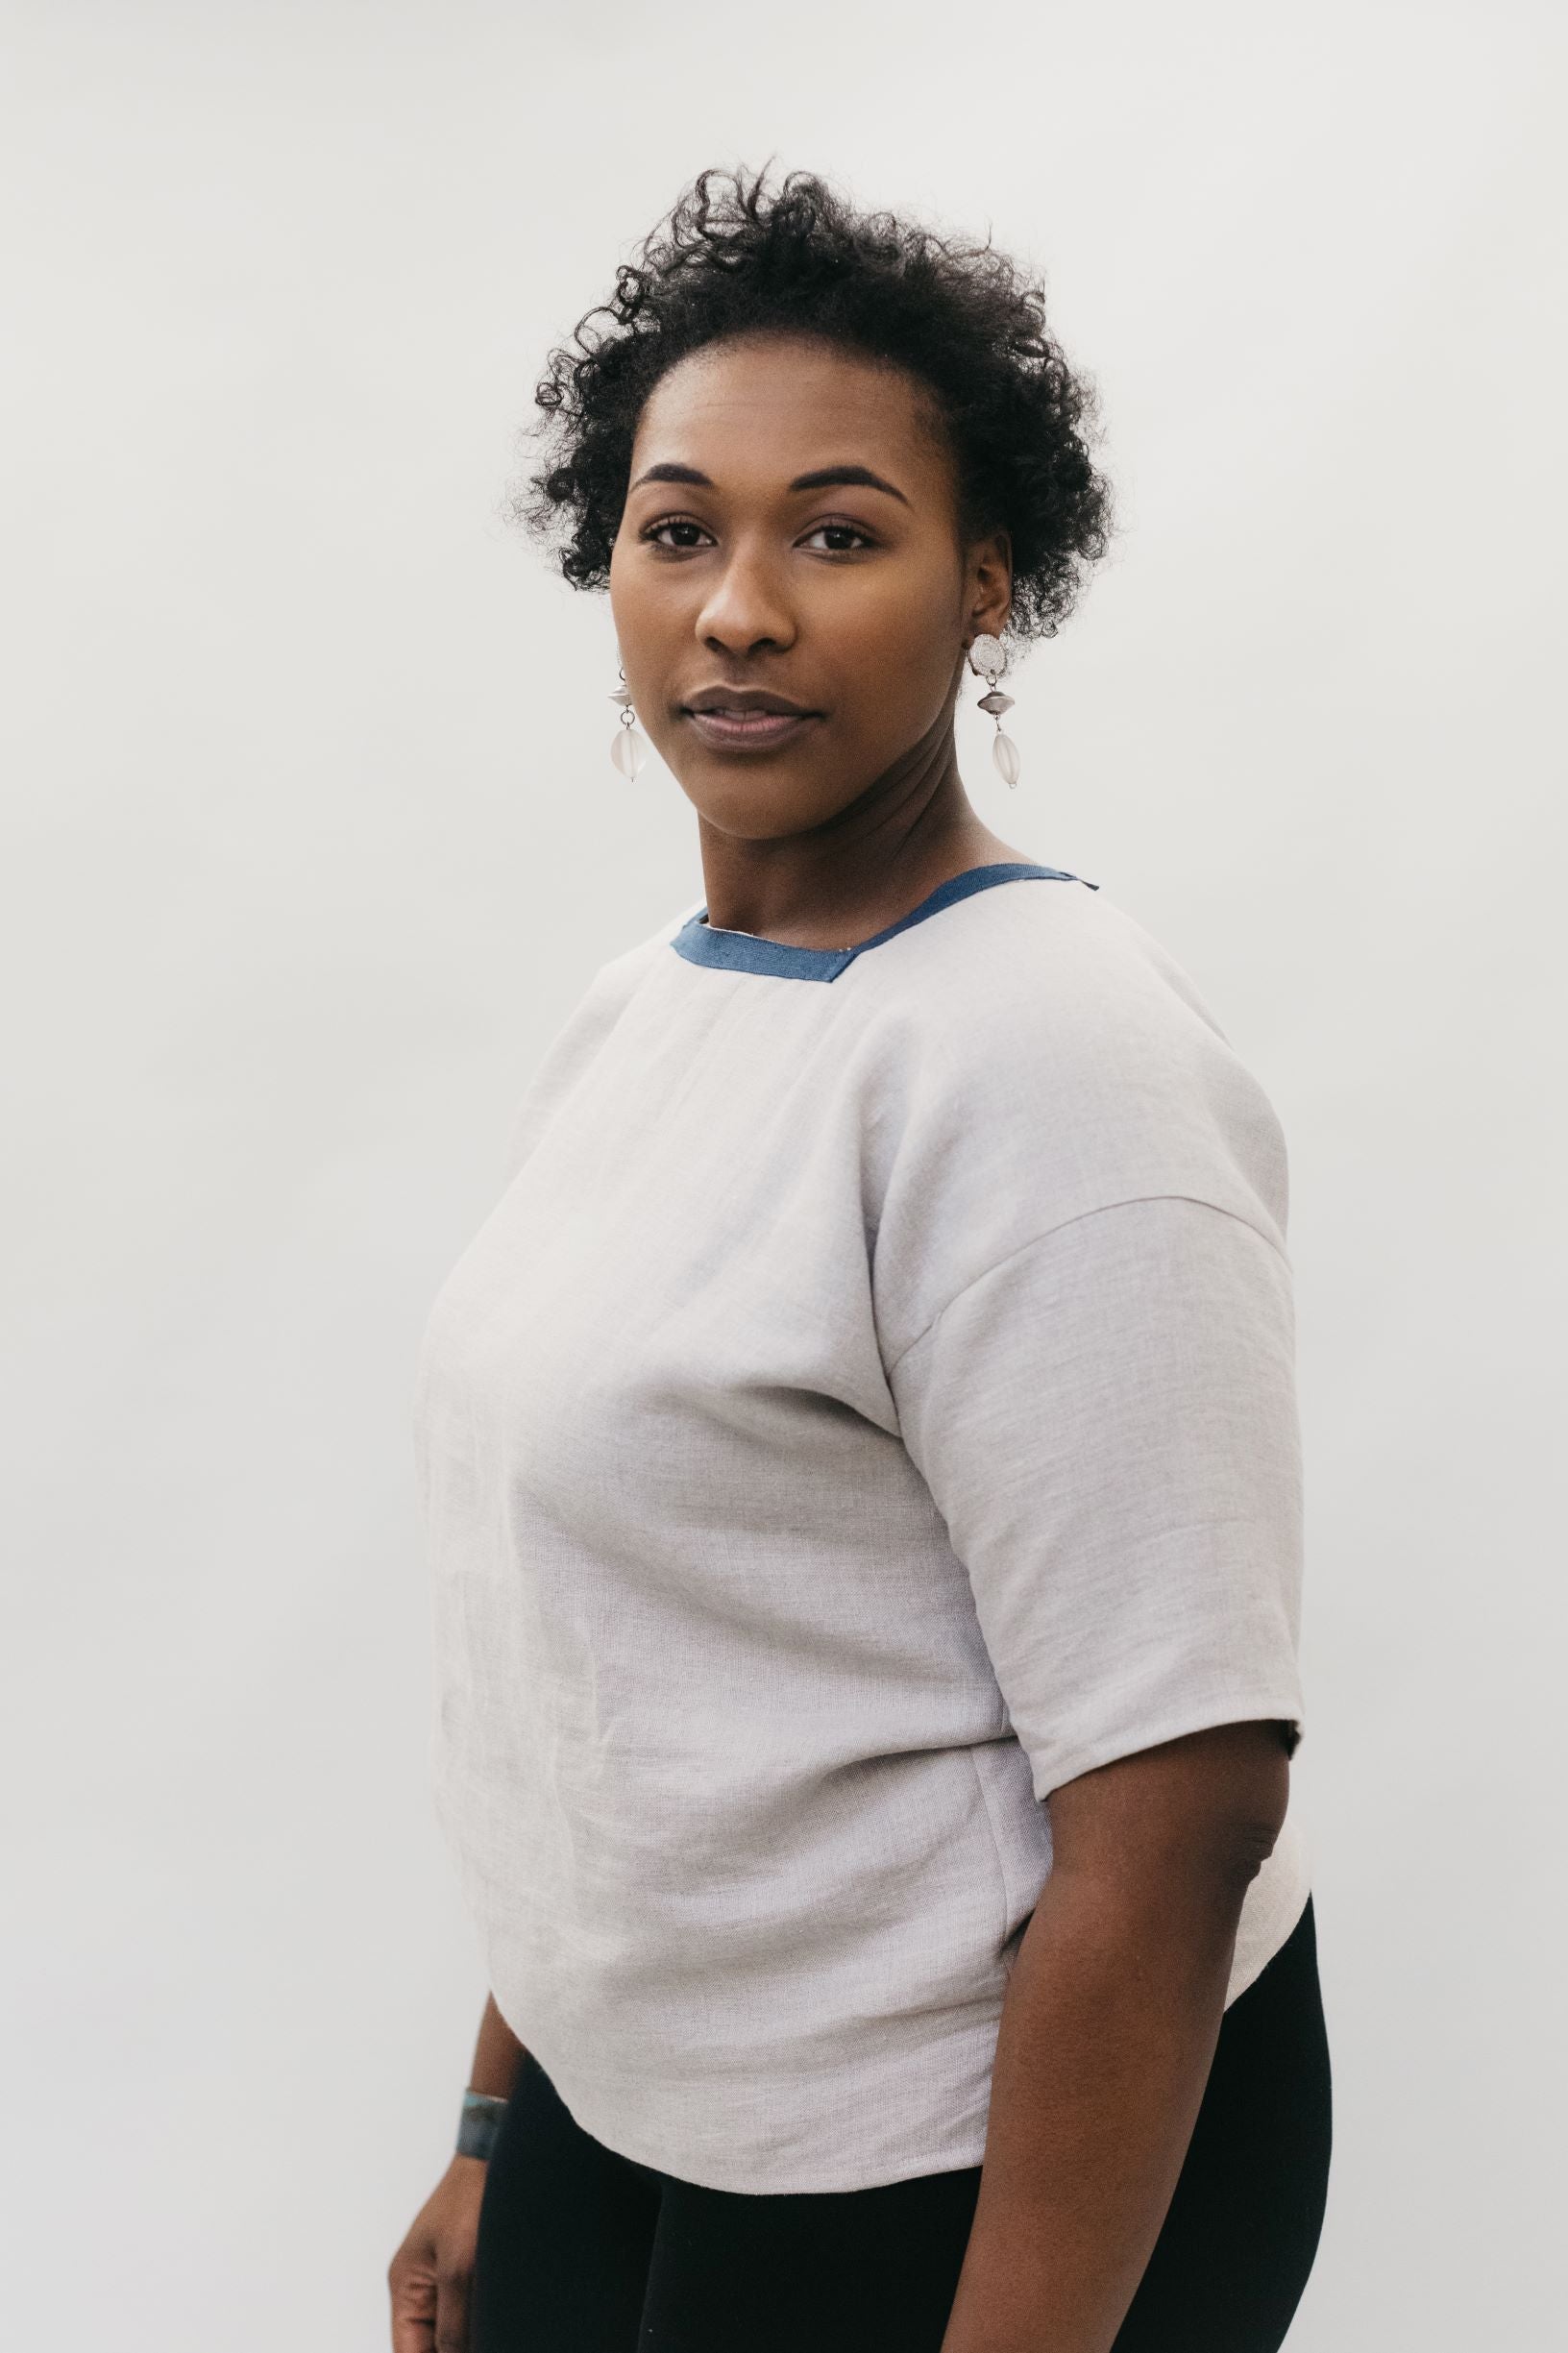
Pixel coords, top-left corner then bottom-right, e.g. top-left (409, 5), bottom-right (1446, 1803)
top-left (608, 332), bottom-right (1011, 841)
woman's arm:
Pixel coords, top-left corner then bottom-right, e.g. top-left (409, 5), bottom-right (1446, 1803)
top-left (386, 1997), bottom-right (528, 2351)
top-left (940, 1718), bottom-right (1292, 2353)
top-left (469, 1990), bottom-right (529, 2100)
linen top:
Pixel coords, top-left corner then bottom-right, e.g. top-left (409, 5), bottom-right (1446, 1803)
top-left (414, 861), bottom-right (1312, 2195)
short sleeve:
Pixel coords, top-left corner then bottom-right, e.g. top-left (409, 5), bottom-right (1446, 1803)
top-left (887, 1193), bottom-right (1307, 1801)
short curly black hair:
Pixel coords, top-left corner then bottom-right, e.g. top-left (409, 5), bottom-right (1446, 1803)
top-left (513, 163), bottom-right (1116, 647)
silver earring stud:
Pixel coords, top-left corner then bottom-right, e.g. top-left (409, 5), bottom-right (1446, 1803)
top-left (968, 633), bottom-right (1020, 788)
top-left (610, 664), bottom-right (649, 780)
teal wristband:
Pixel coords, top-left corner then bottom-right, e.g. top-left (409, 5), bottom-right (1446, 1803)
top-left (456, 2089), bottom-right (508, 2161)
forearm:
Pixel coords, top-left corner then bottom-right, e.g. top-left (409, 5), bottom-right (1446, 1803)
top-left (468, 1991), bottom-right (528, 2101)
top-left (940, 1855), bottom-right (1253, 2353)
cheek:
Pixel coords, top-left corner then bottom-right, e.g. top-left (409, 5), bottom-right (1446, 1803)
top-left (840, 564), bottom-right (963, 729)
top-left (607, 535), bottom-right (638, 629)
top-left (609, 543), bottom-right (686, 677)
top-left (855, 533), bottom-right (963, 644)
top-left (609, 521), bottom-right (659, 600)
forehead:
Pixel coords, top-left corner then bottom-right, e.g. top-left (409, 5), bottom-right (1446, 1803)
top-left (628, 333), bottom-right (950, 490)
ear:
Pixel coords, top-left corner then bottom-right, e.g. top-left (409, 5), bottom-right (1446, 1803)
top-left (965, 527), bottom-right (1014, 642)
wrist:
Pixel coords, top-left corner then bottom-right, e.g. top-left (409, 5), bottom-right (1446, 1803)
top-left (456, 2087), bottom-right (508, 2161)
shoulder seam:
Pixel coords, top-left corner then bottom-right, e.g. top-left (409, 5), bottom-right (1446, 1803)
top-left (884, 1193), bottom-right (1291, 1377)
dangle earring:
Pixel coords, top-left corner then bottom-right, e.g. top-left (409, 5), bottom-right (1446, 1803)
top-left (610, 664), bottom-right (649, 780)
top-left (968, 632), bottom-right (1020, 788)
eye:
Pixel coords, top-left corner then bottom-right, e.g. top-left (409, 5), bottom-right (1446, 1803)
top-left (640, 515), bottom-right (714, 552)
top-left (799, 519), bottom-right (877, 554)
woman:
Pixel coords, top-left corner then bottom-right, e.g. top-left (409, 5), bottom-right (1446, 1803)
top-left (388, 165), bottom-right (1332, 2353)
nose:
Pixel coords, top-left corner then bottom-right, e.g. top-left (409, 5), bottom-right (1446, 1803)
top-left (693, 538), bottom-right (796, 659)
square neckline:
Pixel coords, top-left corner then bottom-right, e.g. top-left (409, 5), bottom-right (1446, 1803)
top-left (671, 861), bottom-right (1097, 984)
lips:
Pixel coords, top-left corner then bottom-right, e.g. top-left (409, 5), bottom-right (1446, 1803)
top-left (683, 688), bottom-right (816, 717)
top-left (681, 700), bottom-right (821, 753)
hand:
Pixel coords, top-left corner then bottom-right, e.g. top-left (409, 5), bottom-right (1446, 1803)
top-left (388, 2154), bottom-right (487, 2352)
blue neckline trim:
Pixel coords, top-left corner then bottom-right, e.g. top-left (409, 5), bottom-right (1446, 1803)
top-left (670, 861), bottom-right (1098, 983)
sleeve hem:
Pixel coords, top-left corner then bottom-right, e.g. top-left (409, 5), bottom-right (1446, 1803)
top-left (1028, 1695), bottom-right (1307, 1804)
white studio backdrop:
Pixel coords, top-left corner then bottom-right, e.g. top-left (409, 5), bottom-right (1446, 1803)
top-left (3, 2), bottom-right (1563, 2344)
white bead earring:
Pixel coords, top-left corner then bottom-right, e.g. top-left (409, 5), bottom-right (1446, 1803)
top-left (968, 632), bottom-right (1020, 788)
top-left (610, 665), bottom-right (649, 780)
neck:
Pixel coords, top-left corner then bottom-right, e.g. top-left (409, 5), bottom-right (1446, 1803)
top-left (695, 728), bottom-right (1030, 950)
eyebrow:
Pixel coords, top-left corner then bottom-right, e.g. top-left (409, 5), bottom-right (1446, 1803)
top-left (629, 461), bottom-right (911, 507)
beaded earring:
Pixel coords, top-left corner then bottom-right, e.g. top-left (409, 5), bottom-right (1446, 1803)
top-left (968, 633), bottom-right (1020, 788)
top-left (610, 665), bottom-right (649, 780)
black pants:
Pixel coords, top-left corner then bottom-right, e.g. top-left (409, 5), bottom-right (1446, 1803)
top-left (472, 1895), bottom-right (1332, 2352)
